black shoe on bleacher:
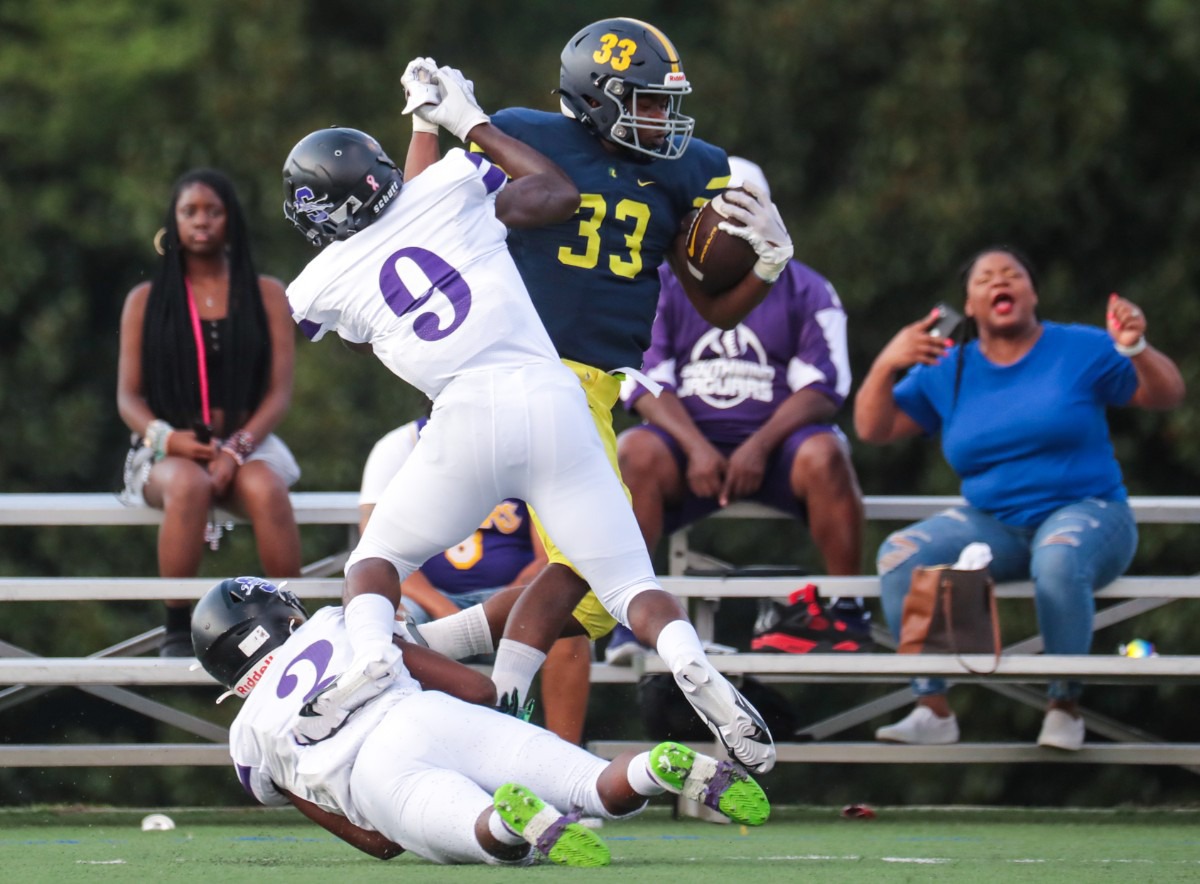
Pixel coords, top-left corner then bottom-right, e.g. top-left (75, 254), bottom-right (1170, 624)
top-left (751, 584), bottom-right (873, 653)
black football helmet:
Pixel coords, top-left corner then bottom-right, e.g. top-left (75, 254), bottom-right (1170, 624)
top-left (191, 577), bottom-right (308, 694)
top-left (282, 127), bottom-right (403, 247)
top-left (558, 17), bottom-right (695, 160)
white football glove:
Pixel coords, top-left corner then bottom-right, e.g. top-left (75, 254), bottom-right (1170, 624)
top-left (714, 181), bottom-right (794, 283)
top-left (401, 56), bottom-right (441, 134)
top-left (414, 65), bottom-right (490, 142)
top-left (291, 644), bottom-right (403, 745)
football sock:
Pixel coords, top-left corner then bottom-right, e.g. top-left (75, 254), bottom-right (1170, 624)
top-left (491, 639), bottom-right (546, 702)
top-left (417, 605), bottom-right (494, 659)
top-left (344, 593), bottom-right (397, 659)
top-left (655, 619), bottom-right (708, 673)
top-left (626, 752), bottom-right (666, 797)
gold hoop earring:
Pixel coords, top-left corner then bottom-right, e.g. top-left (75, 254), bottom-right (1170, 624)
top-left (153, 228), bottom-right (168, 256)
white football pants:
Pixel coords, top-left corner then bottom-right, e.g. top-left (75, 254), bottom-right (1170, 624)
top-left (349, 691), bottom-right (614, 864)
top-left (348, 364), bottom-right (660, 625)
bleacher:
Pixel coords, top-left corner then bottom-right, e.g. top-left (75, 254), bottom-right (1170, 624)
top-left (1, 492), bottom-right (1198, 769)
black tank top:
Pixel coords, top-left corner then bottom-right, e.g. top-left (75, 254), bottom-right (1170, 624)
top-left (203, 318), bottom-right (227, 411)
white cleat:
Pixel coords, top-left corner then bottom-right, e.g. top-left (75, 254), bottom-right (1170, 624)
top-left (673, 659), bottom-right (775, 774)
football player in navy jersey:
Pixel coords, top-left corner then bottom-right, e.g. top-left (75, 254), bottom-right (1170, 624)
top-left (406, 22), bottom-right (793, 757)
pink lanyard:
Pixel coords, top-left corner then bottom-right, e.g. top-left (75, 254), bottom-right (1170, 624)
top-left (183, 278), bottom-right (212, 427)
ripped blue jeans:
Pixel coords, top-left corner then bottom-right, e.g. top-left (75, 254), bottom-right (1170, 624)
top-left (877, 499), bottom-right (1137, 702)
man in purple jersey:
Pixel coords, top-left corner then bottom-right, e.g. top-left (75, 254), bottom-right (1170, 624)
top-left (615, 159), bottom-right (868, 658)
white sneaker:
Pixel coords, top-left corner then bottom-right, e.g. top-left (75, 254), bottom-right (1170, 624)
top-left (1037, 709), bottom-right (1085, 751)
top-left (875, 705), bottom-right (960, 744)
top-left (673, 660), bottom-right (776, 774)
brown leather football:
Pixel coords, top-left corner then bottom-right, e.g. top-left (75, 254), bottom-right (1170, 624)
top-left (679, 187), bottom-right (758, 295)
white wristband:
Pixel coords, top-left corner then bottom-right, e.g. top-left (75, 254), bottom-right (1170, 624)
top-left (752, 241), bottom-right (793, 283)
top-left (412, 114), bottom-right (439, 135)
top-left (753, 256), bottom-right (787, 283)
top-left (1115, 337), bottom-right (1147, 357)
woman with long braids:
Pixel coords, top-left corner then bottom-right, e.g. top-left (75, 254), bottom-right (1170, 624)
top-left (855, 246), bottom-right (1184, 751)
top-left (117, 168), bottom-right (301, 656)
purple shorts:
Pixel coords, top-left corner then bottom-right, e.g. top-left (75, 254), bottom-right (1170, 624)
top-left (628, 423), bottom-right (840, 534)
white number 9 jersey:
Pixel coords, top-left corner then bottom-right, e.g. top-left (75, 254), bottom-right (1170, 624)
top-left (285, 149), bottom-right (562, 400)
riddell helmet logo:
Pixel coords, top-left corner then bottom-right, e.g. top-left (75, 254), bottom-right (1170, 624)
top-left (293, 186), bottom-right (334, 223)
top-left (665, 71), bottom-right (688, 86)
top-left (234, 653), bottom-right (277, 698)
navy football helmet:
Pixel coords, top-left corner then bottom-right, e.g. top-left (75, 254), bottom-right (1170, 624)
top-left (192, 577), bottom-right (308, 693)
top-left (282, 127), bottom-right (403, 246)
top-left (558, 17), bottom-right (694, 160)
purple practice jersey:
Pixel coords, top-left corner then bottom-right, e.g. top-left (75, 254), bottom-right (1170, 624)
top-left (361, 418), bottom-right (537, 594)
top-left (622, 261), bottom-right (851, 444)
top-left (420, 499), bottom-right (536, 593)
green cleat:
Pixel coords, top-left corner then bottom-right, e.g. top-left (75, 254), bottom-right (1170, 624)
top-left (493, 783), bottom-right (610, 867)
top-left (649, 741), bottom-right (771, 826)
top-left (497, 689), bottom-right (536, 723)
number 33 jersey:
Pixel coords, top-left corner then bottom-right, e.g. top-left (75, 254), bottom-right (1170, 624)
top-left (228, 606), bottom-right (420, 826)
top-left (285, 149), bottom-right (563, 400)
top-left (486, 108), bottom-right (730, 372)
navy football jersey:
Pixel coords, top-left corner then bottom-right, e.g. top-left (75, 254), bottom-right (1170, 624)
top-left (486, 108), bottom-right (730, 371)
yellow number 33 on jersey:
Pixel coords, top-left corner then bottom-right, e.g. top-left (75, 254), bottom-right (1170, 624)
top-left (593, 34), bottom-right (637, 71)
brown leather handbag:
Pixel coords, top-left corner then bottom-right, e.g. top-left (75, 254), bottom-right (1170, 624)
top-left (898, 566), bottom-right (1002, 673)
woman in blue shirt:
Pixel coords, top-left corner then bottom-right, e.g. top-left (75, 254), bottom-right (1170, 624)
top-left (855, 247), bottom-right (1184, 751)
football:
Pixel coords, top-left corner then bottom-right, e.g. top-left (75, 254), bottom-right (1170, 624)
top-left (679, 188), bottom-right (758, 295)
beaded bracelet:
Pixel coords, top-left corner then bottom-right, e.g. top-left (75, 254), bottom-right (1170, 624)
top-left (142, 420), bottom-right (174, 462)
top-left (1115, 337), bottom-right (1147, 358)
top-left (219, 445), bottom-right (245, 467)
top-left (221, 429), bottom-right (256, 467)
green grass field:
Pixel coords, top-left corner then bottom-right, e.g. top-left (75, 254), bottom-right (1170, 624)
top-left (2, 805), bottom-right (1199, 883)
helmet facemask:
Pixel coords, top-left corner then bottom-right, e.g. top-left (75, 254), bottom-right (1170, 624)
top-left (599, 76), bottom-right (694, 160)
top-left (558, 17), bottom-right (696, 161)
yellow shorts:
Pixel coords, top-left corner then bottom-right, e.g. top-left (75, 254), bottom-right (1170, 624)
top-left (529, 360), bottom-right (629, 641)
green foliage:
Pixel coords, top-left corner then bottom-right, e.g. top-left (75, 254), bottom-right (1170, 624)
top-left (2, 0), bottom-right (1199, 807)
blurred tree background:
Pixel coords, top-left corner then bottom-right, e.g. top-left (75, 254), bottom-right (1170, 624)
top-left (2, 0), bottom-right (1199, 807)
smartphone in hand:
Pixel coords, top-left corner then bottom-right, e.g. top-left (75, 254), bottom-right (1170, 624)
top-left (929, 302), bottom-right (964, 339)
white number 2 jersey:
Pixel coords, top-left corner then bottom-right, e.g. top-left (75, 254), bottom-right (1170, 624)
top-left (228, 607), bottom-right (420, 829)
top-left (286, 149), bottom-right (562, 400)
